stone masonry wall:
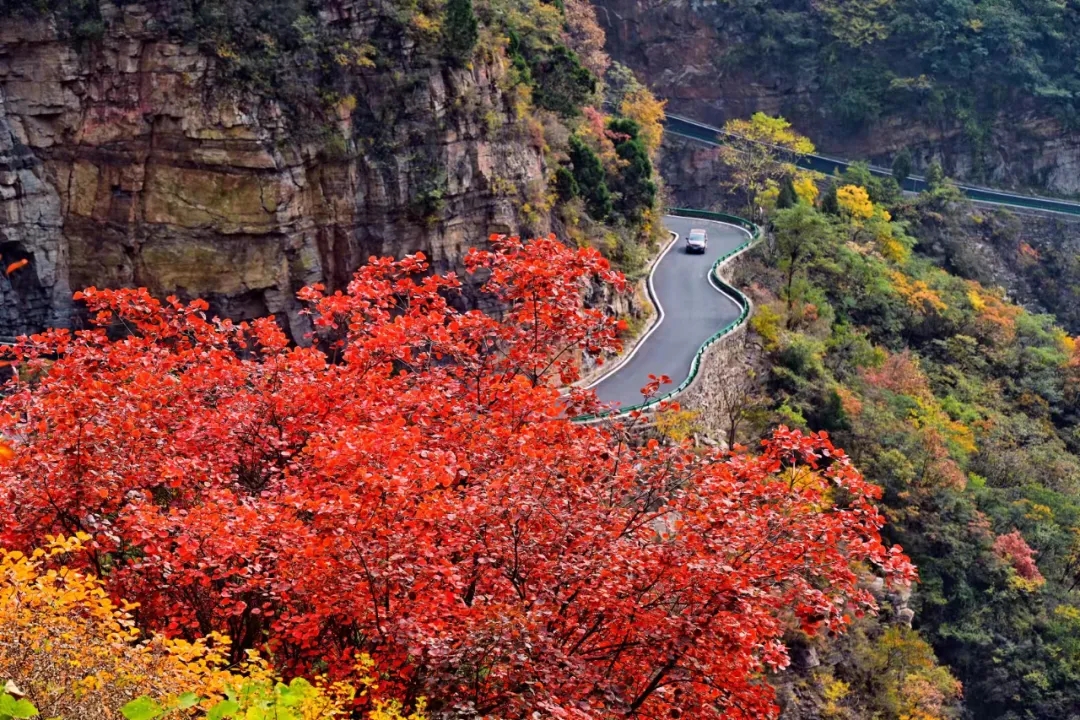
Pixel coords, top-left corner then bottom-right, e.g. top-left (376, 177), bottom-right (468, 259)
top-left (677, 249), bottom-right (756, 442)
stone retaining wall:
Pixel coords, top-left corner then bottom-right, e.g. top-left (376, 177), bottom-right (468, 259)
top-left (677, 250), bottom-right (757, 442)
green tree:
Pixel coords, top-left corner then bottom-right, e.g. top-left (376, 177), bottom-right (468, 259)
top-left (554, 166), bottom-right (579, 202)
top-left (531, 45), bottom-right (596, 117)
top-left (842, 162), bottom-right (901, 205)
top-left (443, 0), bottom-right (479, 65)
top-left (892, 148), bottom-right (913, 186)
top-left (777, 175), bottom-right (798, 209)
top-left (568, 135), bottom-right (612, 220)
top-left (772, 203), bottom-right (833, 326)
top-left (821, 182), bottom-right (840, 215)
top-left (925, 161), bottom-right (945, 190)
top-left (608, 118), bottom-right (657, 221)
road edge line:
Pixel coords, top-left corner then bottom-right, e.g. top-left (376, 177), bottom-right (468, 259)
top-left (580, 228), bottom-right (679, 390)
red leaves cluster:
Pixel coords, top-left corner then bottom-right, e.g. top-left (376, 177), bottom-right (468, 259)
top-left (993, 530), bottom-right (1045, 584)
top-left (0, 235), bottom-right (911, 719)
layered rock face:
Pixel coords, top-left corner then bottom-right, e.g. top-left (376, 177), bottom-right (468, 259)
top-left (593, 0), bottom-right (1080, 196)
top-left (0, 3), bottom-right (546, 337)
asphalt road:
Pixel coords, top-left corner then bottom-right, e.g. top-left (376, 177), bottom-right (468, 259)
top-left (587, 215), bottom-right (750, 413)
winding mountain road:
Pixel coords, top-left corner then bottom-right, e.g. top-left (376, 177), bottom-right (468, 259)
top-left (581, 116), bottom-right (1080, 421)
top-left (586, 215), bottom-right (750, 413)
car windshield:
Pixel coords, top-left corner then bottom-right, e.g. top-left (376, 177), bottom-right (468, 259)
top-left (688, 231), bottom-right (706, 243)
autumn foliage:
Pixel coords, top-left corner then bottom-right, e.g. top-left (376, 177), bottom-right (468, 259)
top-left (993, 531), bottom-right (1045, 587)
top-left (0, 534), bottom-right (360, 719)
top-left (0, 235), bottom-right (910, 718)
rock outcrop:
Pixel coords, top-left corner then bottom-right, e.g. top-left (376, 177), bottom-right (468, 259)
top-left (593, 0), bottom-right (1080, 196)
top-left (0, 2), bottom-right (548, 337)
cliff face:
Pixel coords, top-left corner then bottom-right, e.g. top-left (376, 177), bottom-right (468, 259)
top-left (593, 0), bottom-right (1080, 196)
top-left (0, 2), bottom-right (547, 338)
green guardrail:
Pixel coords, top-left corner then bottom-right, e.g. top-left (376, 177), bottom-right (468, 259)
top-left (573, 209), bottom-right (761, 422)
top-left (664, 115), bottom-right (1080, 217)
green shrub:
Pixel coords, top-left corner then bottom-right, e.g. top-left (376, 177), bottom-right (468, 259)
top-left (568, 135), bottom-right (612, 220)
top-left (530, 45), bottom-right (596, 117)
top-left (554, 166), bottom-right (579, 201)
top-left (607, 117), bottom-right (657, 222)
top-left (443, 0), bottom-right (479, 65)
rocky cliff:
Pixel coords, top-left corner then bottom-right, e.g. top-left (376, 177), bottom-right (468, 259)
top-left (0, 1), bottom-right (549, 338)
top-left (593, 0), bottom-right (1080, 197)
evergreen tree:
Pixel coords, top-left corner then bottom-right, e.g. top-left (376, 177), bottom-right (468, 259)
top-left (532, 45), bottom-right (597, 117)
top-left (554, 166), bottom-right (579, 202)
top-left (820, 182), bottom-right (840, 215)
top-left (925, 160), bottom-right (946, 190)
top-left (892, 148), bottom-right (913, 187)
top-left (569, 135), bottom-right (612, 220)
top-left (777, 175), bottom-right (797, 209)
top-left (444, 0), bottom-right (479, 65)
top-left (608, 118), bottom-right (657, 221)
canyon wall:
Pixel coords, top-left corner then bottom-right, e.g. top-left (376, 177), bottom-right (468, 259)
top-left (0, 2), bottom-right (548, 337)
top-left (593, 0), bottom-right (1080, 196)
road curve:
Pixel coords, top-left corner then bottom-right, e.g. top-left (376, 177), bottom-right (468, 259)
top-left (586, 215), bottom-right (750, 413)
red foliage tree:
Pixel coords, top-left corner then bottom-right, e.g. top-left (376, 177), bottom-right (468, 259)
top-left (993, 530), bottom-right (1045, 584)
top-left (0, 235), bottom-right (912, 719)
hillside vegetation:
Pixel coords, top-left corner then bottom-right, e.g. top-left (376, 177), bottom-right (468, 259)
top-left (714, 0), bottom-right (1080, 135)
top-left (726, 144), bottom-right (1080, 718)
top-left (0, 237), bottom-right (913, 719)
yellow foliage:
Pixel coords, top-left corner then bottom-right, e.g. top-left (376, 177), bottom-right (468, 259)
top-left (879, 236), bottom-right (910, 264)
top-left (823, 676), bottom-right (850, 703)
top-left (889, 271), bottom-right (947, 315)
top-left (725, 113), bottom-right (816, 155)
top-left (815, 0), bottom-right (891, 47)
top-left (334, 43), bottom-right (376, 68)
top-left (965, 281), bottom-right (1021, 342)
top-left (865, 206), bottom-right (909, 264)
top-left (793, 172), bottom-right (820, 204)
top-left (370, 699), bottom-right (428, 720)
top-left (1054, 604), bottom-right (1080, 623)
top-left (783, 467), bottom-right (836, 511)
top-left (215, 43), bottom-right (238, 60)
top-left (409, 12), bottom-right (441, 39)
top-left (654, 406), bottom-right (701, 443)
top-left (1007, 573), bottom-right (1045, 593)
top-left (869, 627), bottom-right (962, 720)
top-left (750, 302), bottom-right (785, 351)
top-left (1054, 330), bottom-right (1075, 357)
top-left (1015, 499), bottom-right (1054, 524)
top-left (619, 88), bottom-right (666, 158)
top-left (0, 536), bottom-right (375, 720)
top-left (718, 114), bottom-right (815, 215)
top-left (639, 206), bottom-right (667, 246)
top-left (821, 674), bottom-right (851, 719)
top-left (755, 178), bottom-right (781, 214)
top-left (966, 286), bottom-right (986, 312)
top-left (944, 418), bottom-right (977, 457)
top-left (836, 185), bottom-right (874, 221)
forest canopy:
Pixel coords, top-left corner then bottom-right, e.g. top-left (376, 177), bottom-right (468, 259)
top-left (712, 0), bottom-right (1080, 131)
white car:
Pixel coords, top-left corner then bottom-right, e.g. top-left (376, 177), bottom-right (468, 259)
top-left (686, 228), bottom-right (708, 254)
